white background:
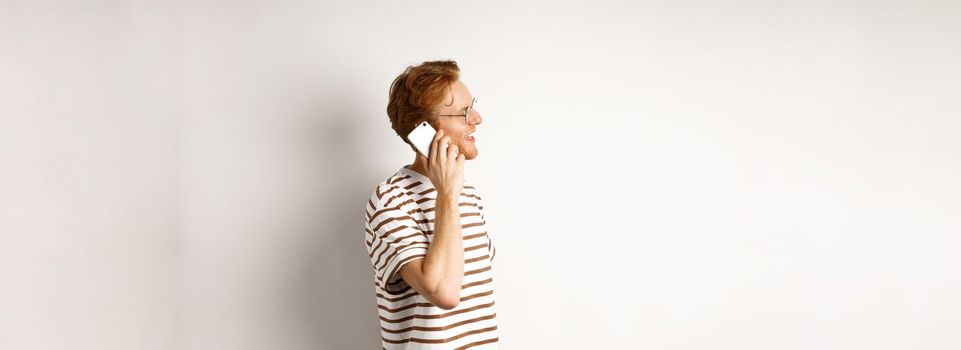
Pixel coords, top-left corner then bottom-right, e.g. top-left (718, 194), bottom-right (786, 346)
top-left (2, 0), bottom-right (959, 349)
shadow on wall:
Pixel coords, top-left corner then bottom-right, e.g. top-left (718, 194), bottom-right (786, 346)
top-left (280, 94), bottom-right (384, 349)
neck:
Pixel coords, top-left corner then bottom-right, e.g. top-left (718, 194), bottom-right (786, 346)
top-left (408, 154), bottom-right (429, 177)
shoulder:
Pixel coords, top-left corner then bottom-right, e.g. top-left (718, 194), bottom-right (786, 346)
top-left (368, 173), bottom-right (419, 210)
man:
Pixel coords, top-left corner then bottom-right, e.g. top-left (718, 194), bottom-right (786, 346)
top-left (363, 60), bottom-right (499, 349)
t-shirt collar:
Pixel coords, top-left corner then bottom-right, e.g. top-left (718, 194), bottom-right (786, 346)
top-left (399, 164), bottom-right (432, 186)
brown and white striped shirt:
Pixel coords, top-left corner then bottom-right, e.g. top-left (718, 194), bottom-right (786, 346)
top-left (364, 165), bottom-right (499, 349)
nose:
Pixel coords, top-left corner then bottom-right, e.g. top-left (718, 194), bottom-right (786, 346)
top-left (469, 110), bottom-right (483, 125)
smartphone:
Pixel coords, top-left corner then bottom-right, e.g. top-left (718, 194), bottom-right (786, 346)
top-left (407, 121), bottom-right (435, 158)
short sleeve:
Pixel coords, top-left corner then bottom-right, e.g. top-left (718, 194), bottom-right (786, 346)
top-left (365, 187), bottom-right (430, 294)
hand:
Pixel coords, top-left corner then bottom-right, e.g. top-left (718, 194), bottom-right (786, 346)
top-left (421, 129), bottom-right (464, 199)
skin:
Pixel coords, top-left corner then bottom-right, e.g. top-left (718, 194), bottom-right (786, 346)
top-left (399, 80), bottom-right (484, 309)
top-left (410, 79), bottom-right (483, 169)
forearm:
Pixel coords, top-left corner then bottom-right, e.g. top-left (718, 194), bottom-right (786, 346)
top-left (421, 194), bottom-right (464, 299)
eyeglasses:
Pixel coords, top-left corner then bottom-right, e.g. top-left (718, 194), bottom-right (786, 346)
top-left (436, 97), bottom-right (477, 125)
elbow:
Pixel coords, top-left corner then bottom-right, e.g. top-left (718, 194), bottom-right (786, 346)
top-left (431, 288), bottom-right (462, 310)
top-left (435, 296), bottom-right (461, 310)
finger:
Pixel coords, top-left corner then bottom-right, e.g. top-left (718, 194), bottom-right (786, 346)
top-left (448, 144), bottom-right (459, 160)
top-left (430, 130), bottom-right (444, 164)
top-left (438, 136), bottom-right (450, 162)
top-left (456, 153), bottom-right (465, 165)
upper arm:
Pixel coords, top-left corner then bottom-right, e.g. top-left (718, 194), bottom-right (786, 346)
top-left (366, 185), bottom-right (458, 309)
top-left (366, 188), bottom-right (430, 294)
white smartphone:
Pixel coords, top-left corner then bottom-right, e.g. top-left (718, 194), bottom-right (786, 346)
top-left (407, 121), bottom-right (435, 158)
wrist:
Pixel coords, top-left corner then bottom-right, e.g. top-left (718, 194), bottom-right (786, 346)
top-left (435, 192), bottom-right (460, 205)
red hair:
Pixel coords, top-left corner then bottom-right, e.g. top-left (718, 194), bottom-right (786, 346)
top-left (387, 60), bottom-right (460, 149)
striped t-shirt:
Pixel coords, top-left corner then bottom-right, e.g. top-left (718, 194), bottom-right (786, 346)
top-left (364, 165), bottom-right (499, 349)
